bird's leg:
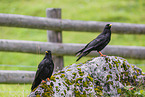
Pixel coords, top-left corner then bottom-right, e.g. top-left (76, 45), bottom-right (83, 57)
top-left (41, 78), bottom-right (50, 83)
top-left (47, 78), bottom-right (50, 81)
top-left (98, 51), bottom-right (106, 57)
top-left (42, 80), bottom-right (46, 83)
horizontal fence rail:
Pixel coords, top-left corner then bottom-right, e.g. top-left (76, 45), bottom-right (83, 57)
top-left (0, 70), bottom-right (35, 84)
top-left (0, 39), bottom-right (145, 59)
top-left (0, 13), bottom-right (145, 34)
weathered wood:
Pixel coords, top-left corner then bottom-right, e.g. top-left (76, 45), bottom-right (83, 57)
top-left (0, 13), bottom-right (145, 34)
top-left (0, 39), bottom-right (145, 59)
top-left (46, 8), bottom-right (62, 42)
top-left (46, 8), bottom-right (63, 71)
top-left (0, 70), bottom-right (35, 84)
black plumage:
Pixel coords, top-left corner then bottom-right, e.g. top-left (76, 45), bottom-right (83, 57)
top-left (31, 50), bottom-right (54, 91)
top-left (76, 24), bottom-right (112, 61)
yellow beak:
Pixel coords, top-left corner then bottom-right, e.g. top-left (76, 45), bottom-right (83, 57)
top-left (109, 24), bottom-right (112, 26)
top-left (45, 51), bottom-right (48, 53)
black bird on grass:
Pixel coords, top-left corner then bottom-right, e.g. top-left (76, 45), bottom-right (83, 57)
top-left (31, 50), bottom-right (54, 91)
top-left (76, 24), bottom-right (112, 61)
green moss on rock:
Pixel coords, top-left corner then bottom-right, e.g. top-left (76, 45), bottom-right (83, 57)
top-left (29, 56), bottom-right (145, 97)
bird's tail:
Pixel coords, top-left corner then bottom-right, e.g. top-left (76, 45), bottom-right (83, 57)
top-left (76, 52), bottom-right (88, 62)
top-left (75, 48), bottom-right (85, 57)
top-left (31, 78), bottom-right (41, 91)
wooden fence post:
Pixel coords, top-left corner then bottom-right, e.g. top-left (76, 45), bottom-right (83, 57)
top-left (46, 8), bottom-right (63, 71)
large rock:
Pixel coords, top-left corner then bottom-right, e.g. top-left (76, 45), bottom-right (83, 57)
top-left (29, 56), bottom-right (145, 97)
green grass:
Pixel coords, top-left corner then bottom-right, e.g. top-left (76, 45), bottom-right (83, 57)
top-left (0, 0), bottom-right (145, 96)
top-left (0, 84), bottom-right (31, 97)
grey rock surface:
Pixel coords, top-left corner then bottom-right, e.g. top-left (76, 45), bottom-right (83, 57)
top-left (29, 56), bottom-right (145, 97)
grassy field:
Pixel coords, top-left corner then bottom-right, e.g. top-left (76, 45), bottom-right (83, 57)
top-left (0, 0), bottom-right (145, 96)
top-left (0, 84), bottom-right (30, 97)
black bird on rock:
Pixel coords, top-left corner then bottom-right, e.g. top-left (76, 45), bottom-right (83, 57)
top-left (31, 50), bottom-right (54, 91)
top-left (76, 24), bottom-right (112, 61)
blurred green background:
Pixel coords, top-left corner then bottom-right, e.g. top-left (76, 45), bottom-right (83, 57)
top-left (0, 0), bottom-right (145, 96)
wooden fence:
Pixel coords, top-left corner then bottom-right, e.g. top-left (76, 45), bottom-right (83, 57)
top-left (0, 8), bottom-right (145, 84)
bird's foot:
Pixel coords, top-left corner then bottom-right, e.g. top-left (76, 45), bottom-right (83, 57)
top-left (100, 54), bottom-right (106, 57)
top-left (47, 78), bottom-right (50, 81)
top-left (98, 51), bottom-right (106, 57)
top-left (42, 80), bottom-right (46, 83)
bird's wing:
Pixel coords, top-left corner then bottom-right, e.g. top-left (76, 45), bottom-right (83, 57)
top-left (83, 35), bottom-right (108, 52)
top-left (31, 77), bottom-right (41, 91)
top-left (35, 55), bottom-right (47, 77)
top-left (75, 36), bottom-right (103, 56)
top-left (44, 53), bottom-right (54, 78)
top-left (76, 34), bottom-right (107, 56)
top-left (44, 60), bottom-right (54, 77)
top-left (86, 35), bottom-right (105, 47)
top-left (34, 59), bottom-right (46, 79)
top-left (93, 35), bottom-right (109, 48)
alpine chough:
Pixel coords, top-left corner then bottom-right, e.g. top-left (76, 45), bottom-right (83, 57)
top-left (76, 24), bottom-right (112, 61)
top-left (31, 50), bottom-right (54, 91)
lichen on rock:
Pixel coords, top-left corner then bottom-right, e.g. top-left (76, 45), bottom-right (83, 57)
top-left (29, 56), bottom-right (145, 97)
